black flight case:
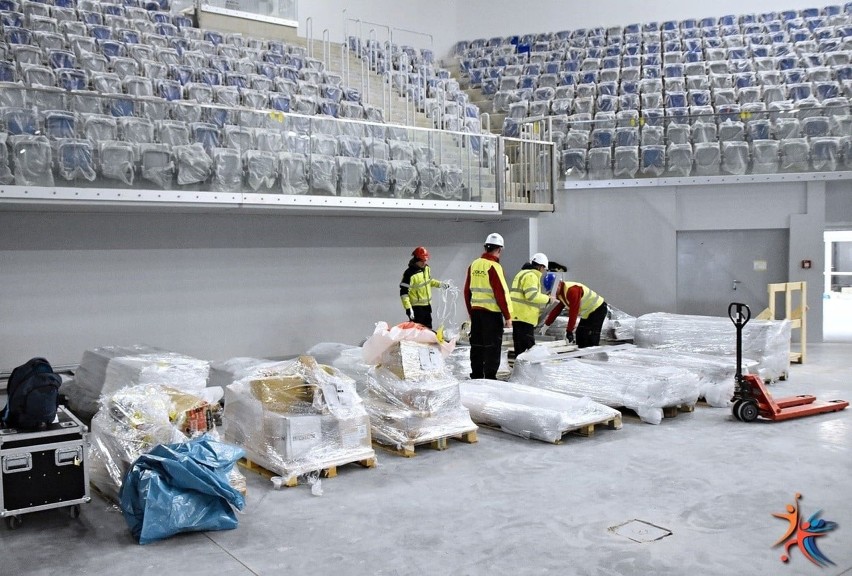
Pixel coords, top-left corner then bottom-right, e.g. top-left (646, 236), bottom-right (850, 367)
top-left (0, 405), bottom-right (91, 529)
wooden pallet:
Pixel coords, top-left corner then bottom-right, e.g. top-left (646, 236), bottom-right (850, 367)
top-left (375, 429), bottom-right (479, 458)
top-left (662, 403), bottom-right (696, 418)
top-left (238, 456), bottom-right (377, 487)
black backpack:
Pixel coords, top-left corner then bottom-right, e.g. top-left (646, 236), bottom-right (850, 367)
top-left (2, 357), bottom-right (62, 430)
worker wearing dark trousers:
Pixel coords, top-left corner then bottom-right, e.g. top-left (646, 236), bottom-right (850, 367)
top-left (464, 233), bottom-right (513, 379)
top-left (543, 280), bottom-right (608, 348)
top-left (510, 253), bottom-right (556, 357)
top-left (400, 246), bottom-right (447, 329)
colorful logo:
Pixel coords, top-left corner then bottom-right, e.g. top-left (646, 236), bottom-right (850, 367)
top-left (772, 493), bottom-right (838, 567)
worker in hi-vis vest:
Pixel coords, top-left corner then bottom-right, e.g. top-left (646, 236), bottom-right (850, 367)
top-left (399, 246), bottom-right (448, 329)
top-left (464, 233), bottom-right (512, 379)
top-left (510, 253), bottom-right (557, 357)
top-left (542, 279), bottom-right (608, 348)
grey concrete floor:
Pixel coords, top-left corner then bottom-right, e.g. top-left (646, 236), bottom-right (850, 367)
top-left (2, 343), bottom-right (851, 576)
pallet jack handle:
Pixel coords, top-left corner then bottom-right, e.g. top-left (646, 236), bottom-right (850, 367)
top-left (728, 302), bottom-right (750, 385)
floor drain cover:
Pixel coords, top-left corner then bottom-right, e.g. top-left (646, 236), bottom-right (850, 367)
top-left (610, 519), bottom-right (672, 543)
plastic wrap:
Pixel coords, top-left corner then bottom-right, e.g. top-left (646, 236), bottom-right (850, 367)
top-left (174, 143), bottom-right (213, 185)
top-left (601, 305), bottom-right (636, 341)
top-left (279, 152), bottom-right (309, 195)
top-left (392, 160), bottom-right (419, 198)
top-left (364, 367), bottom-right (477, 449)
top-left (88, 384), bottom-right (221, 501)
top-left (139, 143), bottom-right (174, 189)
top-left (63, 344), bottom-right (211, 420)
top-left (310, 154), bottom-right (338, 195)
top-left (221, 356), bottom-right (375, 483)
top-left (119, 437), bottom-right (245, 544)
top-left (633, 312), bottom-right (791, 381)
top-left (337, 156), bottom-right (365, 196)
top-left (511, 349), bottom-right (700, 424)
top-left (99, 141), bottom-right (135, 185)
top-left (10, 135), bottom-right (54, 186)
top-left (0, 132), bottom-right (15, 185)
top-left (459, 379), bottom-right (621, 443)
top-left (211, 147), bottom-right (242, 192)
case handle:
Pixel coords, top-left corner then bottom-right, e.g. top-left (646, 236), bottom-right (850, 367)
top-left (2, 453), bottom-right (32, 474)
top-left (55, 447), bottom-right (82, 467)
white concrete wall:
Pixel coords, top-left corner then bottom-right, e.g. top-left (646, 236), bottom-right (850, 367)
top-left (0, 210), bottom-right (530, 370)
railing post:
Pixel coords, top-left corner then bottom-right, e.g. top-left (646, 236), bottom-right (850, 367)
top-left (305, 16), bottom-right (312, 59)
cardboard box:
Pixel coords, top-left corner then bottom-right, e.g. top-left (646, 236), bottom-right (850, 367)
top-left (380, 341), bottom-right (445, 380)
top-left (250, 375), bottom-right (316, 413)
top-left (262, 413), bottom-right (323, 461)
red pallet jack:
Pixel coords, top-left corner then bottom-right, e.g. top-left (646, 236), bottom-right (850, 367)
top-left (729, 302), bottom-right (849, 422)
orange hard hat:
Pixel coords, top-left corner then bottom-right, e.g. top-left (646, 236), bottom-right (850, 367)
top-left (412, 246), bottom-right (430, 261)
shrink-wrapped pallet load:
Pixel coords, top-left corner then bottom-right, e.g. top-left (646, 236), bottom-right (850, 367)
top-left (221, 356), bottom-right (375, 483)
top-left (459, 379), bottom-right (622, 443)
top-left (633, 312), bottom-right (791, 381)
top-left (511, 346), bottom-right (700, 424)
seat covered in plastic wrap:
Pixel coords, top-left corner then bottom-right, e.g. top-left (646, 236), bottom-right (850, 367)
top-left (780, 138), bottom-right (810, 172)
top-left (310, 153), bottom-right (338, 195)
top-left (562, 148), bottom-right (587, 179)
top-left (99, 140), bottom-right (135, 185)
top-left (223, 125), bottom-right (254, 152)
top-left (666, 143), bottom-right (693, 176)
top-left (721, 141), bottom-right (750, 175)
top-left (279, 152), bottom-right (308, 195)
top-left (640, 145), bottom-right (665, 177)
top-left (810, 137), bottom-right (841, 171)
top-left (55, 138), bottom-right (96, 182)
top-left (139, 143), bottom-right (174, 189)
top-left (391, 159), bottom-right (418, 198)
top-left (311, 133), bottom-right (338, 157)
top-left (337, 156), bottom-right (365, 197)
top-left (243, 150), bottom-right (277, 192)
top-left (211, 147), bottom-right (242, 192)
top-left (693, 142), bottom-right (722, 175)
top-left (751, 139), bottom-right (780, 173)
top-left (3, 108), bottom-right (38, 135)
top-left (44, 110), bottom-right (76, 139)
top-left (9, 134), bottom-right (53, 186)
top-left (613, 146), bottom-right (639, 179)
top-left (174, 142), bottom-right (213, 185)
top-left (441, 164), bottom-right (464, 200)
top-left (416, 162), bottom-right (443, 197)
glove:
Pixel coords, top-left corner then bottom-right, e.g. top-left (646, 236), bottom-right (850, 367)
top-left (406, 309), bottom-right (414, 321)
top-left (565, 331), bottom-right (575, 344)
top-left (538, 325), bottom-right (549, 336)
top-left (440, 282), bottom-right (450, 289)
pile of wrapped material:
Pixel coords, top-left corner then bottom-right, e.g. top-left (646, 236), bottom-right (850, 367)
top-left (602, 306), bottom-right (636, 342)
top-left (305, 342), bottom-right (372, 385)
top-left (221, 355), bottom-right (375, 483)
top-left (579, 345), bottom-right (759, 407)
top-left (459, 379), bottom-right (621, 443)
top-left (512, 346), bottom-right (700, 424)
top-left (89, 384), bottom-right (234, 502)
top-left (445, 345), bottom-right (511, 381)
top-left (64, 345), bottom-right (210, 420)
top-left (361, 322), bottom-right (477, 450)
top-left (633, 312), bottom-right (791, 381)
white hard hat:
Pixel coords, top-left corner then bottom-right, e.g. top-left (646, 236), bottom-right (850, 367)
top-left (530, 252), bottom-right (549, 268)
top-left (485, 232), bottom-right (504, 247)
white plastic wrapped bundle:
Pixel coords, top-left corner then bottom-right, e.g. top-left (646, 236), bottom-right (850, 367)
top-left (63, 344), bottom-right (211, 420)
top-left (364, 367), bottom-right (477, 449)
top-left (304, 342), bottom-right (371, 386)
top-left (459, 379), bottom-right (621, 443)
top-left (580, 345), bottom-right (759, 407)
top-left (88, 384), bottom-right (219, 502)
top-left (207, 357), bottom-right (278, 390)
top-left (174, 143), bottom-right (213, 185)
top-left (220, 356), bottom-right (375, 483)
top-left (445, 345), bottom-right (511, 380)
top-left (634, 312), bottom-right (791, 381)
top-left (511, 350), bottom-right (700, 424)
top-left (601, 305), bottom-right (636, 341)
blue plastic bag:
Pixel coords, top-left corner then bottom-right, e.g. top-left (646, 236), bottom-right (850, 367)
top-left (119, 437), bottom-right (246, 545)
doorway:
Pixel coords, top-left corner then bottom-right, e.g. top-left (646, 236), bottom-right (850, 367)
top-left (823, 230), bottom-right (852, 342)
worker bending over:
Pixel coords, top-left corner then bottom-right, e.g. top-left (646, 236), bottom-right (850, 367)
top-left (510, 253), bottom-right (557, 356)
top-left (542, 280), bottom-right (608, 348)
top-left (399, 246), bottom-right (448, 329)
top-left (464, 233), bottom-right (513, 380)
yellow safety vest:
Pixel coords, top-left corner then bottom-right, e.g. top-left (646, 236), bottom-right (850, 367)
top-left (468, 257), bottom-right (512, 315)
top-left (510, 269), bottom-right (550, 324)
top-left (561, 281), bottom-right (604, 318)
top-left (400, 266), bottom-right (440, 309)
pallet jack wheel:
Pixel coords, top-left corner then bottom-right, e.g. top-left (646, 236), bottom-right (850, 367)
top-left (5, 515), bottom-right (21, 530)
top-left (739, 399), bottom-right (760, 422)
top-left (732, 399), bottom-right (744, 421)
top-left (68, 505), bottom-right (81, 519)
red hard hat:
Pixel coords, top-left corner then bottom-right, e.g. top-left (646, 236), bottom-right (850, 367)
top-left (412, 246), bottom-right (429, 261)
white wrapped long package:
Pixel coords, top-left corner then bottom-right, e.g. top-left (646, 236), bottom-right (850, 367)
top-left (602, 306), bottom-right (636, 341)
top-left (63, 345), bottom-right (210, 420)
top-left (511, 349), bottom-right (700, 424)
top-left (221, 356), bottom-right (375, 483)
top-left (365, 367), bottom-right (477, 449)
top-left (459, 379), bottom-right (621, 443)
top-left (633, 312), bottom-right (791, 381)
top-left (580, 345), bottom-right (759, 408)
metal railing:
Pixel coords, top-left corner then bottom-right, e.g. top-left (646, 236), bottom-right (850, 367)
top-left (197, 0), bottom-right (297, 21)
